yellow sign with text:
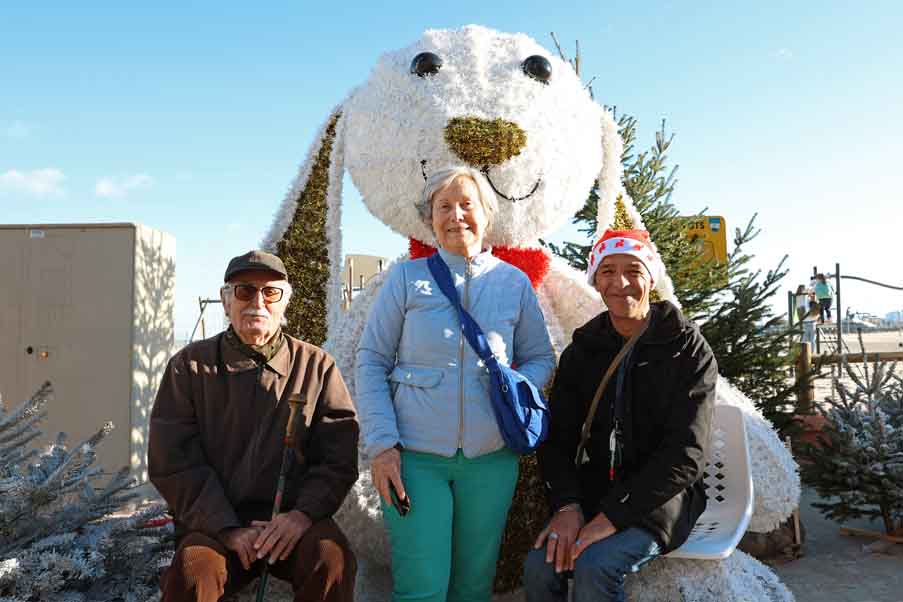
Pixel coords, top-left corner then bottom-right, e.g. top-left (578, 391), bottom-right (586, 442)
top-left (683, 216), bottom-right (727, 264)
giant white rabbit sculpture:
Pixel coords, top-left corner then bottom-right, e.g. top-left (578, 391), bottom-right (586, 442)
top-left (263, 25), bottom-right (799, 601)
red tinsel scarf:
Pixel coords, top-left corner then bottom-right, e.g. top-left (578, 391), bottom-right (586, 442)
top-left (408, 238), bottom-right (550, 290)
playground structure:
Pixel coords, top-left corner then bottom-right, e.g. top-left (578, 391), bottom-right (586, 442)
top-left (787, 262), bottom-right (903, 355)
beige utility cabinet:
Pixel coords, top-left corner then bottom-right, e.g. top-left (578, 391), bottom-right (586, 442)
top-left (0, 223), bottom-right (175, 483)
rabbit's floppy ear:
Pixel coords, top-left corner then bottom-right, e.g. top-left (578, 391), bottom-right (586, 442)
top-left (262, 105), bottom-right (346, 344)
top-left (594, 107), bottom-right (625, 239)
top-left (593, 108), bottom-right (680, 307)
top-left (594, 110), bottom-right (651, 236)
top-left (594, 109), bottom-right (652, 235)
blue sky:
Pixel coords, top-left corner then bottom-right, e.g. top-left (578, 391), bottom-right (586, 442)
top-left (2, 1), bottom-right (901, 340)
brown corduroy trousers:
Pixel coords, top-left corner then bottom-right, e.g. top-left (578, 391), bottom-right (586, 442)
top-left (160, 519), bottom-right (356, 602)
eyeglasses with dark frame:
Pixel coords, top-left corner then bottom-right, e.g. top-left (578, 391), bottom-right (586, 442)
top-left (225, 283), bottom-right (286, 303)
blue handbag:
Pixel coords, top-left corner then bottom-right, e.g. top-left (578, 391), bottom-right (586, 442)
top-left (426, 253), bottom-right (550, 454)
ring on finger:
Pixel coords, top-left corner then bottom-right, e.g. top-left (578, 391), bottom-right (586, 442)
top-left (548, 532), bottom-right (559, 540)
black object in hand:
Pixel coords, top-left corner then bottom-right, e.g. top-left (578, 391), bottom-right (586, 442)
top-left (389, 481), bottom-right (411, 516)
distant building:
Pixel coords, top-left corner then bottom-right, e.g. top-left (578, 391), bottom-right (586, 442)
top-left (886, 310), bottom-right (903, 323)
top-left (343, 254), bottom-right (389, 308)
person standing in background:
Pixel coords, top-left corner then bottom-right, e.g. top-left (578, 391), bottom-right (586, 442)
top-left (814, 274), bottom-right (834, 323)
top-left (801, 300), bottom-right (820, 351)
top-left (794, 285), bottom-right (810, 323)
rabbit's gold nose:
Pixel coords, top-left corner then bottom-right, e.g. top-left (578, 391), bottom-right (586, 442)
top-left (444, 117), bottom-right (527, 167)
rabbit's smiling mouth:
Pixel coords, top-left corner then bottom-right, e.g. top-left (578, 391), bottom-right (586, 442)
top-left (419, 159), bottom-right (542, 203)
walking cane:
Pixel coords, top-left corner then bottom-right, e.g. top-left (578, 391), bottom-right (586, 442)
top-left (256, 394), bottom-right (304, 602)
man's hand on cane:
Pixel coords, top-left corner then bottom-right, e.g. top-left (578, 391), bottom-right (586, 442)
top-left (252, 510), bottom-right (312, 564)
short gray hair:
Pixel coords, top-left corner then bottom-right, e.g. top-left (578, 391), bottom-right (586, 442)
top-left (416, 166), bottom-right (498, 231)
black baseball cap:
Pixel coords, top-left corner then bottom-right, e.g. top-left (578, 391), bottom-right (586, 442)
top-left (224, 250), bottom-right (288, 282)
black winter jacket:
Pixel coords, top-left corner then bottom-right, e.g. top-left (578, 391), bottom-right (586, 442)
top-left (538, 301), bottom-right (716, 552)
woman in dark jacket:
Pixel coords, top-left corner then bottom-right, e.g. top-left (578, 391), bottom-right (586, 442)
top-left (523, 229), bottom-right (716, 602)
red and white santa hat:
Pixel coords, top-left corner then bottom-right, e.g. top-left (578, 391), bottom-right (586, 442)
top-left (586, 229), bottom-right (663, 285)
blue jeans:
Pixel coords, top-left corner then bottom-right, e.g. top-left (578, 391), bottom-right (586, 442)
top-left (819, 297), bottom-right (832, 321)
top-left (522, 527), bottom-right (661, 602)
top-left (802, 320), bottom-right (817, 350)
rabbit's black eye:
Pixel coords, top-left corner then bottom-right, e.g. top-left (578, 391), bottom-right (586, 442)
top-left (522, 55), bottom-right (552, 84)
top-left (410, 52), bottom-right (443, 77)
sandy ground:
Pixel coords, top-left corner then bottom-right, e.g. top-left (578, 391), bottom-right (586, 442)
top-left (812, 328), bottom-right (903, 355)
top-left (792, 329), bottom-right (903, 402)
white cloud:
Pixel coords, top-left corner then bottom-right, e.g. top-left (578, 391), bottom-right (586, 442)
top-left (5, 121), bottom-right (32, 139)
top-left (0, 168), bottom-right (66, 197)
top-left (95, 173), bottom-right (154, 198)
top-left (775, 48), bottom-right (793, 59)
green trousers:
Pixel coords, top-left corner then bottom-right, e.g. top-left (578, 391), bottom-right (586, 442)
top-left (381, 447), bottom-right (519, 602)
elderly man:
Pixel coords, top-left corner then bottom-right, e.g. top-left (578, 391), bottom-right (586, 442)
top-left (523, 230), bottom-right (716, 602)
top-left (149, 250), bottom-right (359, 602)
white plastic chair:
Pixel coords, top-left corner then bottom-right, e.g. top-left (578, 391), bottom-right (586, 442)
top-left (667, 404), bottom-right (753, 560)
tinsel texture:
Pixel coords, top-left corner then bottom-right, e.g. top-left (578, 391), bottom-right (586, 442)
top-left (408, 239), bottom-right (550, 290)
top-left (342, 25), bottom-right (606, 249)
top-left (272, 112), bottom-right (341, 347)
top-left (443, 116), bottom-right (528, 167)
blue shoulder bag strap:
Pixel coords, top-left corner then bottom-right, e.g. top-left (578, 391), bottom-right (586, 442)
top-left (426, 254), bottom-right (499, 371)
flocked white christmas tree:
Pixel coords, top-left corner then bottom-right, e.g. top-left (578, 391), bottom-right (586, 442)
top-left (0, 382), bottom-right (173, 602)
top-left (800, 342), bottom-right (903, 537)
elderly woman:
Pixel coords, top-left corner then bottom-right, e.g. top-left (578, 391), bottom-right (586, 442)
top-left (356, 166), bottom-right (556, 602)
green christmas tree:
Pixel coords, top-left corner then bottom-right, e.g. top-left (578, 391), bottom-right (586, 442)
top-left (544, 34), bottom-right (801, 434)
top-left (544, 113), bottom-right (726, 320)
top-left (495, 37), bottom-right (802, 591)
top-left (546, 112), bottom-right (799, 434)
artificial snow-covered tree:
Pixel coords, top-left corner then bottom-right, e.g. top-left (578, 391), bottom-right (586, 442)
top-left (799, 350), bottom-right (903, 536)
top-left (0, 382), bottom-right (173, 602)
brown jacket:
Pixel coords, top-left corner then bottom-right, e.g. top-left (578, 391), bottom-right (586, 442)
top-left (148, 332), bottom-right (359, 539)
